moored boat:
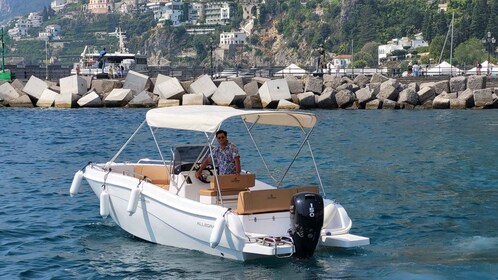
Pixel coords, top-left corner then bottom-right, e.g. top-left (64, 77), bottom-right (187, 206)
top-left (70, 106), bottom-right (369, 261)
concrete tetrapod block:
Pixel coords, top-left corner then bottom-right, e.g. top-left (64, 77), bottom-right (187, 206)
top-left (8, 95), bottom-right (34, 107)
top-left (104, 88), bottom-right (133, 107)
top-left (316, 88), bottom-right (338, 109)
top-left (297, 92), bottom-right (316, 108)
top-left (92, 79), bottom-right (122, 95)
top-left (55, 92), bottom-right (78, 108)
top-left (0, 82), bottom-right (20, 103)
top-left (243, 81), bottom-right (259, 96)
top-left (189, 74), bottom-right (217, 98)
top-left (304, 77), bottom-right (323, 94)
top-left (243, 95), bottom-right (263, 109)
top-left (473, 88), bottom-right (493, 108)
top-left (153, 74), bottom-right (173, 96)
top-left (123, 70), bottom-right (151, 95)
top-left (77, 91), bottom-right (103, 107)
top-left (277, 99), bottom-right (299, 110)
top-left (36, 88), bottom-right (58, 107)
top-left (128, 91), bottom-right (157, 108)
top-left (449, 76), bottom-right (466, 93)
top-left (60, 75), bottom-right (87, 96)
top-left (398, 88), bottom-right (419, 105)
top-left (158, 99), bottom-right (180, 107)
top-left (432, 94), bottom-right (450, 109)
top-left (211, 81), bottom-right (247, 106)
top-left (11, 79), bottom-right (25, 94)
top-left (23, 75), bottom-right (48, 101)
top-left (258, 79), bottom-right (291, 108)
top-left (182, 93), bottom-right (206, 105)
top-left (155, 77), bottom-right (185, 100)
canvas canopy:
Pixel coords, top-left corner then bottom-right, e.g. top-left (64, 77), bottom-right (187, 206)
top-left (466, 61), bottom-right (497, 75)
top-left (275, 64), bottom-right (308, 76)
top-left (426, 61), bottom-right (462, 75)
top-left (146, 105), bottom-right (317, 133)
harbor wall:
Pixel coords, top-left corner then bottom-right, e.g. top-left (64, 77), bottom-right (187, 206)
top-left (1, 71), bottom-right (497, 109)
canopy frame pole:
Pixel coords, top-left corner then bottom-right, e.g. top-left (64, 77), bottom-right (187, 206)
top-left (242, 116), bottom-right (278, 184)
top-left (276, 126), bottom-right (314, 187)
top-left (108, 120), bottom-right (147, 166)
top-left (203, 127), bottom-right (225, 205)
top-left (149, 126), bottom-right (167, 167)
top-left (306, 139), bottom-right (326, 198)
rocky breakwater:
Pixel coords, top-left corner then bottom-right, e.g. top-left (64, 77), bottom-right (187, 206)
top-left (1, 70), bottom-right (497, 110)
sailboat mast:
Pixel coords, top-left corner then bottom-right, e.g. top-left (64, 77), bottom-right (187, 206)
top-left (449, 12), bottom-right (454, 75)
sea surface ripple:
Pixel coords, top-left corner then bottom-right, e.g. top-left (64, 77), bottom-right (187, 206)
top-left (1, 108), bottom-right (497, 279)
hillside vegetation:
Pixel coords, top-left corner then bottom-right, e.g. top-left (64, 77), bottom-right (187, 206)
top-left (3, 0), bottom-right (498, 69)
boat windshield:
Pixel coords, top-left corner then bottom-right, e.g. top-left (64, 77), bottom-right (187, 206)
top-left (172, 144), bottom-right (208, 174)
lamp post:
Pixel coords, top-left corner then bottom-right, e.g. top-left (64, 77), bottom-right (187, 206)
top-left (482, 31), bottom-right (496, 76)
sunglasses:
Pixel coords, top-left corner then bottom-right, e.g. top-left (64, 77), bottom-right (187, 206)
top-left (217, 136), bottom-right (225, 139)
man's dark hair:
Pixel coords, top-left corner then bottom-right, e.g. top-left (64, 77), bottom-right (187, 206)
top-left (216, 130), bottom-right (227, 137)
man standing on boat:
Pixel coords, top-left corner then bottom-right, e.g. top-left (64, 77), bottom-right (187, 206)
top-left (98, 48), bottom-right (106, 70)
top-left (196, 130), bottom-right (241, 178)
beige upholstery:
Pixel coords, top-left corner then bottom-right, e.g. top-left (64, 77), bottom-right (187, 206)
top-left (209, 174), bottom-right (256, 189)
top-left (134, 165), bottom-right (171, 187)
top-left (236, 186), bottom-right (319, 215)
top-left (200, 174), bottom-right (256, 197)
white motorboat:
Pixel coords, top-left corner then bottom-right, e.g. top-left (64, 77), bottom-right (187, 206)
top-left (69, 106), bottom-right (369, 261)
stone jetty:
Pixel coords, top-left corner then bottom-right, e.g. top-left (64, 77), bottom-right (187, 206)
top-left (1, 70), bottom-right (497, 109)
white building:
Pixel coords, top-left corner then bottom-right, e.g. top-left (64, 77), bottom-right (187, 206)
top-left (38, 24), bottom-right (62, 40)
top-left (28, 12), bottom-right (43, 27)
top-left (378, 34), bottom-right (429, 65)
top-left (147, 0), bottom-right (185, 26)
top-left (220, 31), bottom-right (246, 46)
top-left (51, 0), bottom-right (66, 11)
top-left (191, 1), bottom-right (232, 25)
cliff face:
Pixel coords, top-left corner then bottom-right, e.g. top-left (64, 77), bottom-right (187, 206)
top-left (0, 0), bottom-right (11, 14)
top-left (0, 0), bottom-right (51, 22)
top-left (340, 0), bottom-right (358, 27)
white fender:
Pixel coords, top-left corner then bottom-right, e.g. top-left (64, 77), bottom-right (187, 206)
top-left (209, 216), bottom-right (226, 248)
top-left (322, 203), bottom-right (338, 228)
top-left (100, 189), bottom-right (110, 218)
top-left (225, 213), bottom-right (245, 240)
top-left (69, 170), bottom-right (84, 197)
top-left (127, 187), bottom-right (141, 215)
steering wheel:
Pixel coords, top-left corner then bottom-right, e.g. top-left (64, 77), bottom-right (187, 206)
top-left (195, 164), bottom-right (214, 184)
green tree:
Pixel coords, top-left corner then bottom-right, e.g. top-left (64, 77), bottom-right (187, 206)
top-left (454, 38), bottom-right (485, 65)
top-left (470, 0), bottom-right (488, 38)
top-left (486, 0), bottom-right (498, 37)
top-left (428, 35), bottom-right (448, 61)
top-left (360, 41), bottom-right (380, 67)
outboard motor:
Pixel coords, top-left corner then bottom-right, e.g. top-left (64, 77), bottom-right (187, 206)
top-left (289, 192), bottom-right (324, 258)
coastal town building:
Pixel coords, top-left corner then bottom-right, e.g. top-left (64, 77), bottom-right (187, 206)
top-left (88, 0), bottom-right (114, 14)
top-left (332, 55), bottom-right (351, 68)
top-left (378, 33), bottom-right (429, 65)
top-left (146, 0), bottom-right (185, 26)
top-left (213, 30), bottom-right (246, 61)
top-left (191, 1), bottom-right (232, 25)
top-left (38, 25), bottom-right (62, 41)
top-left (7, 13), bottom-right (43, 40)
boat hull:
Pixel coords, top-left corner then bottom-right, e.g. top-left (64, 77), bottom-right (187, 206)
top-left (83, 166), bottom-right (294, 261)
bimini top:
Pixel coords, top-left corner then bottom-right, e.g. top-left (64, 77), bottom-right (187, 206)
top-left (146, 105), bottom-right (317, 133)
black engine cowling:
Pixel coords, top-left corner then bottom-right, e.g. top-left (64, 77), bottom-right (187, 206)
top-left (289, 192), bottom-right (324, 258)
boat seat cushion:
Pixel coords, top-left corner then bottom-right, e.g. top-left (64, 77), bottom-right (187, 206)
top-left (134, 165), bottom-right (171, 186)
top-left (210, 174), bottom-right (256, 190)
top-left (236, 186), bottom-right (319, 215)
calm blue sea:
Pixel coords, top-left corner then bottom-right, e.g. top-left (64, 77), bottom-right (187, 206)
top-left (1, 108), bottom-right (497, 279)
